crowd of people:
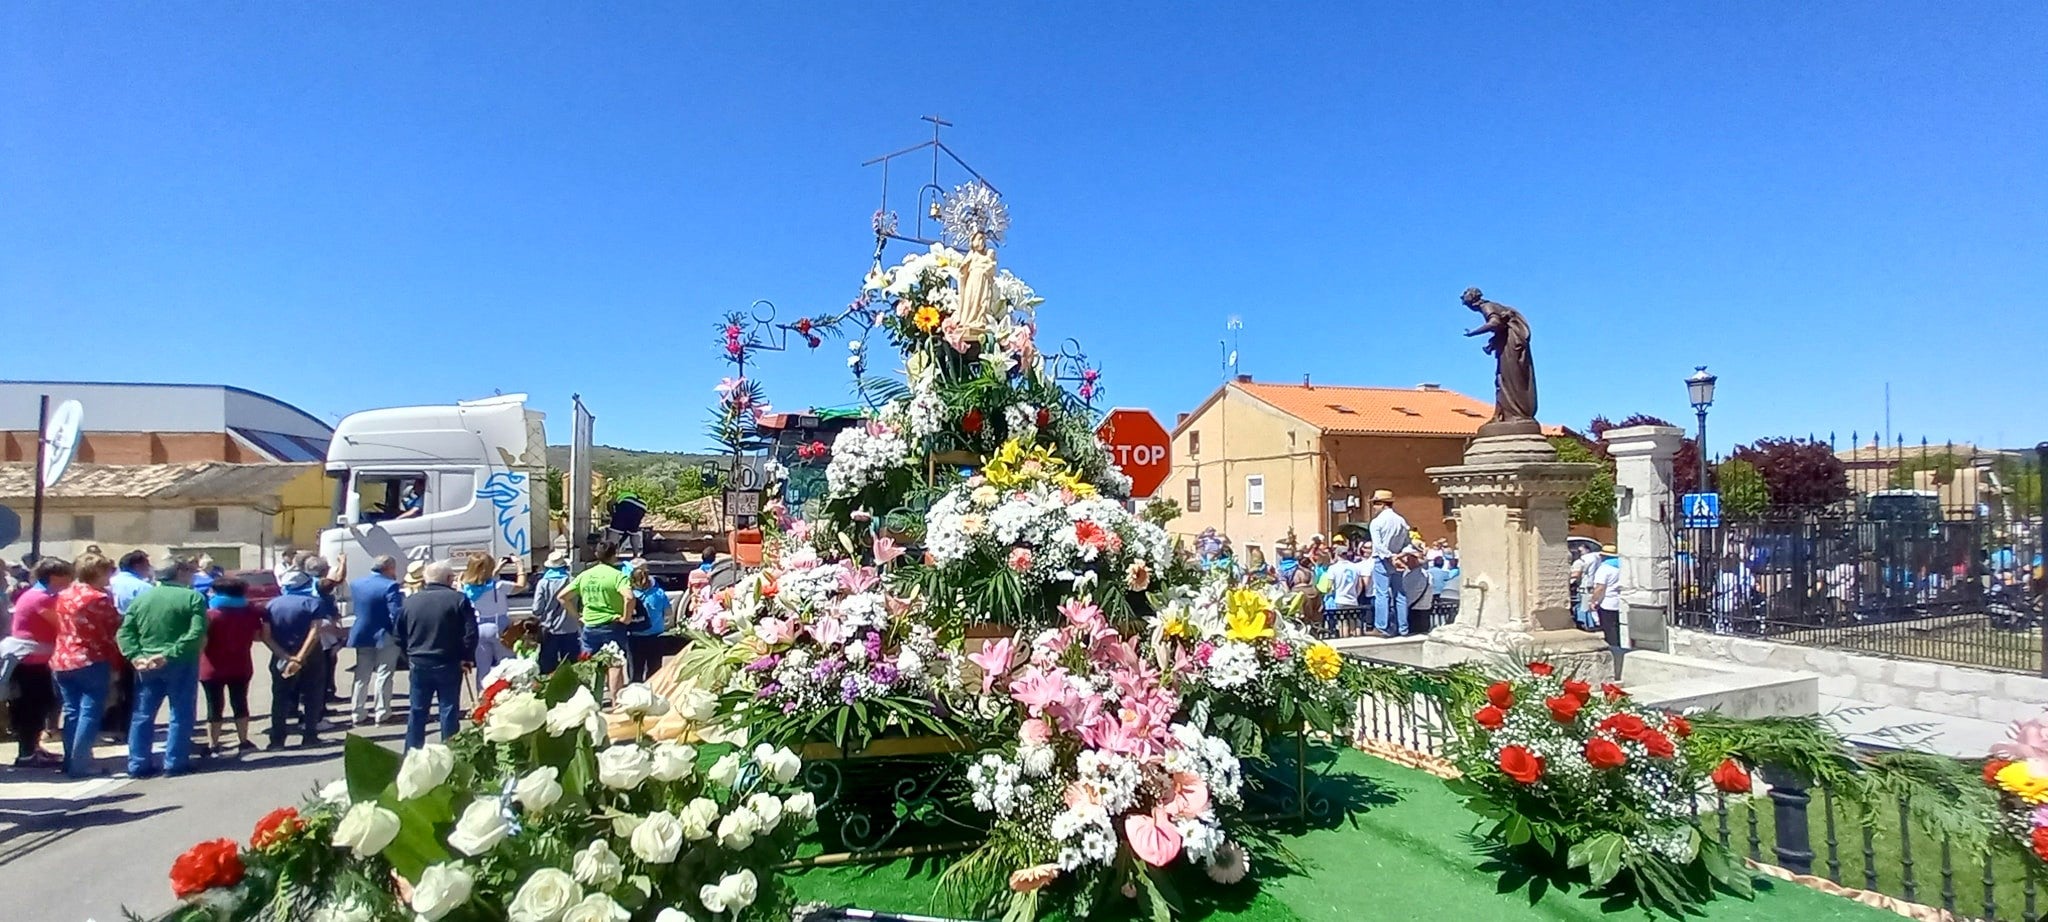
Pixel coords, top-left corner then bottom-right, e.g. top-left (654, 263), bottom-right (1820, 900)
top-left (1193, 489), bottom-right (1464, 639)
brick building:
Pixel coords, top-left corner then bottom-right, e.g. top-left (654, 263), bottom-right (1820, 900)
top-left (1, 380), bottom-right (333, 464)
top-left (1165, 377), bottom-right (1564, 556)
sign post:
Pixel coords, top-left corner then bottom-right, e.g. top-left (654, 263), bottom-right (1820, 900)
top-left (1094, 408), bottom-right (1173, 500)
top-left (1680, 492), bottom-right (1721, 529)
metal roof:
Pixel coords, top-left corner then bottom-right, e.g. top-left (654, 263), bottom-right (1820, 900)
top-left (0, 462), bottom-right (317, 502)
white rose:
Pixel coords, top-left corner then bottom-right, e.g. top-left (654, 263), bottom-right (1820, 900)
top-left (396, 744), bottom-right (455, 801)
top-left (484, 656), bottom-right (540, 689)
top-left (507, 867), bottom-right (582, 922)
top-left (610, 812), bottom-right (645, 839)
top-left (678, 797), bottom-right (719, 840)
top-left (783, 790), bottom-right (818, 822)
top-left (484, 691), bottom-right (549, 743)
top-left (745, 792), bottom-right (784, 834)
top-left (447, 798), bottom-right (513, 856)
top-left (655, 910), bottom-right (694, 922)
top-left (331, 802), bottom-right (400, 857)
top-left (700, 868), bottom-right (758, 913)
top-left (546, 686), bottom-right (604, 738)
top-left (596, 744), bottom-right (654, 790)
top-left (410, 862), bottom-right (475, 922)
top-left (716, 805), bottom-right (761, 850)
top-left (317, 778), bottom-right (351, 808)
top-left (561, 892), bottom-right (630, 922)
top-left (753, 743), bottom-right (801, 784)
top-left (614, 683), bottom-right (670, 719)
top-left (707, 752), bottom-right (744, 788)
top-left (630, 809), bottom-right (685, 863)
top-left (515, 766), bottom-right (563, 813)
top-left (649, 740), bottom-right (697, 782)
top-left (672, 684), bottom-right (718, 722)
top-left (572, 840), bottom-right (624, 889)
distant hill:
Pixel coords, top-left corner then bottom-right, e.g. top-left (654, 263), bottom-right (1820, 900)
top-left (544, 444), bottom-right (727, 474)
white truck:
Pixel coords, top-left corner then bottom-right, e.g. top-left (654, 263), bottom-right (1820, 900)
top-left (318, 394), bottom-right (555, 579)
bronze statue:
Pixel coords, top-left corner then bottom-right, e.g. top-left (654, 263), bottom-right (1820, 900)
top-left (1461, 287), bottom-right (1539, 435)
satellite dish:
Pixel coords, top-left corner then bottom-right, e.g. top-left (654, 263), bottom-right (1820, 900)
top-left (42, 399), bottom-right (84, 486)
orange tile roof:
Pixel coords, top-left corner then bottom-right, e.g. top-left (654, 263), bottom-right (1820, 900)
top-left (1227, 381), bottom-right (1565, 438)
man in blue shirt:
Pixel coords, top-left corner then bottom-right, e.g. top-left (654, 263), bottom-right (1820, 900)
top-left (346, 555), bottom-right (406, 727)
top-left (264, 566), bottom-right (339, 749)
top-left (110, 550), bottom-right (154, 615)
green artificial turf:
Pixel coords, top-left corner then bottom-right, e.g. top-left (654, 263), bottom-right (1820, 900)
top-left (787, 748), bottom-right (1903, 921)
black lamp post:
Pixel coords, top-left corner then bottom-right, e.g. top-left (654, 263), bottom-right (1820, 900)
top-left (1686, 366), bottom-right (1717, 495)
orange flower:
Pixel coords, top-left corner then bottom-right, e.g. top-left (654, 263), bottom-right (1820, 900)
top-left (1986, 759), bottom-right (2014, 787)
top-left (249, 806), bottom-right (302, 850)
top-left (913, 306), bottom-right (942, 332)
top-left (169, 838), bottom-right (244, 899)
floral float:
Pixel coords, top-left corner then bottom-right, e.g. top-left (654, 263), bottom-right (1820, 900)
top-left (1148, 576), bottom-right (1353, 755)
top-left (1985, 715), bottom-right (2048, 863)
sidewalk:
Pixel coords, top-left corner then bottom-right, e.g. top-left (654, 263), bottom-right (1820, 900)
top-left (1818, 694), bottom-right (2010, 758)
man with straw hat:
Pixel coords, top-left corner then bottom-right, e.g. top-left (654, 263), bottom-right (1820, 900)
top-left (1366, 489), bottom-right (1412, 637)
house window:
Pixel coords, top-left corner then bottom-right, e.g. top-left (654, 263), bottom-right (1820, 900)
top-left (1246, 475), bottom-right (1266, 515)
top-left (70, 515), bottom-right (95, 539)
top-left (193, 507), bottom-right (220, 532)
top-left (1188, 431), bottom-right (1201, 457)
top-left (1186, 479), bottom-right (1203, 513)
top-left (1442, 496), bottom-right (1457, 519)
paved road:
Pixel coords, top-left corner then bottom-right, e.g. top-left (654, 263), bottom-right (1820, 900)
top-left (0, 648), bottom-right (419, 922)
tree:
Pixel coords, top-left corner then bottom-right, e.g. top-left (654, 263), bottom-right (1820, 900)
top-left (1731, 437), bottom-right (1851, 509)
top-left (1551, 435), bottom-right (1616, 527)
top-left (1715, 459), bottom-right (1770, 521)
top-left (1588, 414), bottom-right (1707, 493)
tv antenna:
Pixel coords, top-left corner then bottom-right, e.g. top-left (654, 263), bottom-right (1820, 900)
top-left (862, 115), bottom-right (1003, 255)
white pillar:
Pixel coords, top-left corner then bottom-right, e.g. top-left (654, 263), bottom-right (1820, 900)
top-left (1602, 425), bottom-right (1685, 652)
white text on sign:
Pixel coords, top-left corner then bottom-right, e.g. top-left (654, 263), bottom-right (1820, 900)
top-left (1109, 444), bottom-right (1167, 467)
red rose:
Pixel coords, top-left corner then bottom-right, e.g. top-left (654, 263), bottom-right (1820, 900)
top-left (169, 838), bottom-right (245, 899)
top-left (1498, 745), bottom-right (1544, 785)
top-left (760, 580), bottom-right (780, 600)
top-left (795, 317), bottom-right (812, 334)
top-left (1036, 407), bottom-right (1052, 428)
top-left (1474, 706), bottom-right (1506, 730)
top-left (1527, 662), bottom-right (1554, 677)
top-left (1562, 679), bottom-right (1591, 703)
top-left (1598, 713), bottom-right (1649, 741)
top-left (1584, 738), bottom-right (1627, 771)
top-left (1545, 694), bottom-right (1584, 723)
top-left (1641, 730), bottom-right (1676, 760)
top-left (1711, 758), bottom-right (1752, 794)
top-left (962, 409), bottom-right (985, 434)
top-left (1986, 759), bottom-right (2013, 787)
top-left (1665, 714), bottom-right (1692, 738)
top-left (249, 806), bottom-right (302, 850)
top-left (1485, 682), bottom-right (1515, 710)
top-left (2033, 827), bottom-right (2048, 863)
top-left (471, 676), bottom-right (511, 723)
top-left (1601, 682), bottom-right (1628, 702)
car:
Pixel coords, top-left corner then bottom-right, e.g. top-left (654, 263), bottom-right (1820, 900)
top-left (223, 568), bottom-right (282, 613)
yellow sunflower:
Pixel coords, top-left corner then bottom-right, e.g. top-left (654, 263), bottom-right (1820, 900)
top-left (1997, 761), bottom-right (2048, 804)
top-left (913, 305), bottom-right (942, 332)
top-left (1304, 643), bottom-right (1343, 682)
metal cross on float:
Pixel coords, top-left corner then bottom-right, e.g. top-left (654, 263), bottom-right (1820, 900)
top-left (863, 115), bottom-right (1001, 251)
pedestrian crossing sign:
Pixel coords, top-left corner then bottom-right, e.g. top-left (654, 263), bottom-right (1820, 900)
top-left (1681, 492), bottom-right (1721, 528)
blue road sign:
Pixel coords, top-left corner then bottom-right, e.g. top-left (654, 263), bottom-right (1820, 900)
top-left (1681, 492), bottom-right (1721, 528)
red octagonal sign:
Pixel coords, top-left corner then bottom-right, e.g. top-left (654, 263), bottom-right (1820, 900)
top-left (1095, 408), bottom-right (1173, 499)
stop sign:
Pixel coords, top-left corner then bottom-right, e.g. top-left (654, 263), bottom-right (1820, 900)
top-left (1095, 408), bottom-right (1173, 499)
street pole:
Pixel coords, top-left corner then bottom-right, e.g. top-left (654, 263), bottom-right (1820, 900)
top-left (29, 394), bottom-right (48, 563)
top-left (2037, 442), bottom-right (2046, 677)
top-left (1695, 405), bottom-right (1709, 496)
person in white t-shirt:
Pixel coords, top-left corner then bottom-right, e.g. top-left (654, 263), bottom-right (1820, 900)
top-left (1327, 546), bottom-right (1367, 636)
top-left (1586, 545), bottom-right (1624, 647)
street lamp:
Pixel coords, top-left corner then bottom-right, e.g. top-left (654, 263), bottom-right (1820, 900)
top-left (1686, 366), bottom-right (1717, 496)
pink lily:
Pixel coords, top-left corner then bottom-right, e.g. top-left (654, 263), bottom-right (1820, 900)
top-left (1008, 667), bottom-right (1068, 716)
top-left (872, 535), bottom-right (906, 566)
top-left (968, 637), bottom-right (1016, 694)
top-left (840, 567), bottom-right (881, 595)
top-left (1165, 772), bottom-right (1211, 819)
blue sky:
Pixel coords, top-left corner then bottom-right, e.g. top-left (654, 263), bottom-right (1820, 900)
top-left (4, 3), bottom-right (2043, 454)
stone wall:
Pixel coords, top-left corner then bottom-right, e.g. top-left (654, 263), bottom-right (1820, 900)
top-left (1668, 628), bottom-right (2048, 725)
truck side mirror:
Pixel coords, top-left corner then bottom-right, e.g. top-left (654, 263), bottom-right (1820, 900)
top-left (336, 513), bottom-right (351, 527)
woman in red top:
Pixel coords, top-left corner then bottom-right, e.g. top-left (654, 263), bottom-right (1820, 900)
top-left (7, 558), bottom-right (73, 768)
top-left (199, 577), bottom-right (265, 754)
top-left (50, 554), bottom-right (123, 778)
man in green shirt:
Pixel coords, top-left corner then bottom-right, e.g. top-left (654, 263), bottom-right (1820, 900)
top-left (116, 559), bottom-right (209, 777)
top-left (557, 541), bottom-right (637, 701)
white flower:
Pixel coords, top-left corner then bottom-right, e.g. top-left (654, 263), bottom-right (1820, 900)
top-left (649, 740), bottom-right (697, 782)
top-left (971, 485), bottom-right (999, 507)
top-left (331, 802), bottom-right (399, 857)
top-left (676, 796), bottom-right (720, 840)
top-left (515, 766), bottom-right (563, 813)
top-left (1205, 840), bottom-right (1250, 884)
top-left (484, 691), bottom-right (548, 742)
top-left (571, 839), bottom-right (624, 889)
top-left (484, 657), bottom-right (540, 689)
top-left (410, 862), bottom-right (475, 922)
top-left (317, 778), bottom-right (351, 808)
top-left (561, 892), bottom-right (630, 922)
top-left (698, 868), bottom-right (759, 913)
top-left (546, 686), bottom-right (605, 741)
top-left (610, 812), bottom-right (644, 839)
top-left (596, 744), bottom-right (654, 789)
top-left (716, 805), bottom-right (762, 850)
top-left (448, 798), bottom-right (513, 856)
top-left (655, 910), bottom-right (694, 922)
top-left (615, 683), bottom-right (670, 719)
top-left (508, 867), bottom-right (582, 922)
top-left (672, 684), bottom-right (718, 722)
top-left (708, 752), bottom-right (745, 788)
top-left (745, 792), bottom-right (784, 833)
top-left (396, 743), bottom-right (455, 801)
top-left (753, 743), bottom-right (801, 784)
top-left (308, 897), bottom-right (373, 922)
top-left (783, 790), bottom-right (818, 822)
top-left (630, 810), bottom-right (686, 863)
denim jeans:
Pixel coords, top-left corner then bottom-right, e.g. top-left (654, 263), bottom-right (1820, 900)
top-left (537, 632), bottom-right (581, 675)
top-left (55, 662), bottom-right (111, 777)
top-left (129, 659), bottom-right (199, 775)
top-left (1371, 558), bottom-right (1408, 636)
top-left (349, 642), bottom-right (402, 725)
top-left (405, 662), bottom-right (464, 750)
top-left (582, 623), bottom-right (629, 657)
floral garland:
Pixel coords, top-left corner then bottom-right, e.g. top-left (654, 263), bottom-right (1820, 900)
top-left (1984, 715), bottom-right (2048, 863)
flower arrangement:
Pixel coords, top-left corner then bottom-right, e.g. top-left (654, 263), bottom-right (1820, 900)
top-left (1442, 664), bottom-right (1753, 913)
top-left (943, 598), bottom-right (1247, 922)
top-left (1984, 715), bottom-right (2048, 864)
top-left (1148, 576), bottom-right (1354, 754)
top-left (160, 656), bottom-right (816, 922)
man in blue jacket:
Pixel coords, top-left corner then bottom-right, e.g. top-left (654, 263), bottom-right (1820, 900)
top-left (346, 555), bottom-right (406, 727)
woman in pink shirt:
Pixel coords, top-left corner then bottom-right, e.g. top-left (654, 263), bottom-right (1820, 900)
top-left (50, 554), bottom-right (123, 778)
top-left (7, 558), bottom-right (73, 768)
top-left (199, 577), bottom-right (265, 754)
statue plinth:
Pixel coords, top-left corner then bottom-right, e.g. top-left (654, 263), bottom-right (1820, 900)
top-left (1423, 434), bottom-right (1614, 680)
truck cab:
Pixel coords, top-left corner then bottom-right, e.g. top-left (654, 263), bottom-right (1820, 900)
top-left (318, 395), bottom-right (552, 581)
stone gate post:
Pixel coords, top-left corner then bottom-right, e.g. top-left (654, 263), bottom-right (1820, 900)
top-left (1601, 425), bottom-right (1685, 652)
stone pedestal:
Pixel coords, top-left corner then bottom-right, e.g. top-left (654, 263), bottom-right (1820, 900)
top-left (1425, 433), bottom-right (1614, 679)
top-left (1603, 425), bottom-right (1686, 653)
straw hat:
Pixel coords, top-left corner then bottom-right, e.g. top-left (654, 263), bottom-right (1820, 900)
top-left (1371, 489), bottom-right (1396, 504)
